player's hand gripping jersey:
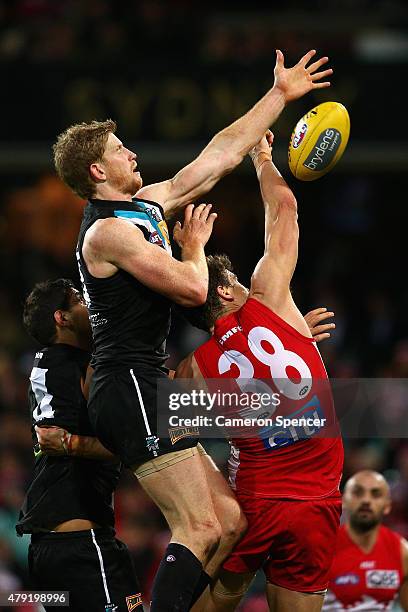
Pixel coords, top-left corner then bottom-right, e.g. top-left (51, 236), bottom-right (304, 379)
top-left (194, 298), bottom-right (343, 499)
top-left (323, 525), bottom-right (404, 611)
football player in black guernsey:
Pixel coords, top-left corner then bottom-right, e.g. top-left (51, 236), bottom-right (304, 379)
top-left (17, 279), bottom-right (144, 612)
top-left (53, 49), bottom-right (333, 612)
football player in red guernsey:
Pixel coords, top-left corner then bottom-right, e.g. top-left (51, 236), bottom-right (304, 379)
top-left (176, 131), bottom-right (344, 612)
top-left (323, 470), bottom-right (408, 611)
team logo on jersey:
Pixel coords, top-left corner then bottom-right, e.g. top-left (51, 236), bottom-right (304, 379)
top-left (126, 593), bottom-right (143, 611)
top-left (334, 573), bottom-right (360, 585)
top-left (168, 426), bottom-right (200, 444)
top-left (145, 206), bottom-right (161, 222)
top-left (366, 569), bottom-right (400, 589)
top-left (149, 230), bottom-right (164, 246)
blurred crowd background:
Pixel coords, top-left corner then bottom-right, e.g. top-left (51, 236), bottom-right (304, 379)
top-left (0, 0), bottom-right (407, 609)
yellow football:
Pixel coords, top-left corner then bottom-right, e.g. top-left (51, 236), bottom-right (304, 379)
top-left (288, 101), bottom-right (350, 181)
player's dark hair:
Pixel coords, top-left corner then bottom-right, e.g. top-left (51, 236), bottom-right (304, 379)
top-left (23, 279), bottom-right (76, 346)
top-left (53, 119), bottom-right (116, 200)
top-left (180, 254), bottom-right (233, 332)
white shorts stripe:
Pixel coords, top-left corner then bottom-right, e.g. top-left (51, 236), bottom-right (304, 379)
top-left (129, 369), bottom-right (158, 457)
top-left (91, 529), bottom-right (111, 604)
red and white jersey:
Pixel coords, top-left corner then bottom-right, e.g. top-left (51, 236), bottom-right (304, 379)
top-left (323, 525), bottom-right (404, 611)
top-left (194, 298), bottom-right (343, 499)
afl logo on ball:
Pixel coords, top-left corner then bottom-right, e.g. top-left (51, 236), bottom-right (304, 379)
top-left (292, 123), bottom-right (308, 148)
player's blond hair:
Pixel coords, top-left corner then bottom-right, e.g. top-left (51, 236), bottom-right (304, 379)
top-left (53, 119), bottom-right (116, 200)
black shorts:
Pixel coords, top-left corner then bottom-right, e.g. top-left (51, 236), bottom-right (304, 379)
top-left (29, 528), bottom-right (143, 612)
top-left (88, 367), bottom-right (199, 467)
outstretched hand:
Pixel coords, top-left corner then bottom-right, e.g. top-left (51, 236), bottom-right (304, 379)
top-left (304, 307), bottom-right (335, 342)
top-left (173, 203), bottom-right (217, 249)
top-left (274, 49), bottom-right (333, 103)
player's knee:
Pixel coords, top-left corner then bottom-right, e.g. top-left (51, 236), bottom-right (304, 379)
top-left (221, 510), bottom-right (248, 548)
top-left (191, 517), bottom-right (222, 554)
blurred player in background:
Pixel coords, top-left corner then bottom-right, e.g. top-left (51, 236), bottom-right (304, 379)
top-left (323, 470), bottom-right (408, 611)
top-left (52, 49), bottom-right (333, 611)
top-left (176, 131), bottom-right (343, 612)
top-left (18, 279), bottom-right (143, 611)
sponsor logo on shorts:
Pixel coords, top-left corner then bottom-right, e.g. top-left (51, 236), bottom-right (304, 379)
top-left (146, 435), bottom-right (160, 453)
top-left (292, 122), bottom-right (308, 148)
top-left (168, 426), bottom-right (200, 445)
top-left (334, 573), bottom-right (360, 585)
top-left (303, 128), bottom-right (342, 171)
top-left (366, 569), bottom-right (400, 589)
top-left (126, 593), bottom-right (143, 611)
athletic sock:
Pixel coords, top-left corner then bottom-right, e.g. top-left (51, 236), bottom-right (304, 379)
top-left (189, 570), bottom-right (211, 607)
top-left (150, 543), bottom-right (203, 612)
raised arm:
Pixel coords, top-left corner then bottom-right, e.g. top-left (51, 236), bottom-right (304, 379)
top-left (249, 131), bottom-right (298, 298)
top-left (248, 133), bottom-right (310, 335)
top-left (137, 50), bottom-right (332, 216)
top-left (83, 203), bottom-right (216, 307)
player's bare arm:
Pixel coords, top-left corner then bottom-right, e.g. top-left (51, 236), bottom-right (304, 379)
top-left (83, 203), bottom-right (217, 307)
top-left (246, 132), bottom-right (312, 337)
top-left (35, 425), bottom-right (117, 461)
top-left (138, 49), bottom-right (332, 216)
top-left (81, 364), bottom-right (94, 400)
top-left (175, 353), bottom-right (203, 380)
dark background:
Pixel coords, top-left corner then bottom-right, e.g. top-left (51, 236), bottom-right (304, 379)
top-left (0, 1), bottom-right (407, 609)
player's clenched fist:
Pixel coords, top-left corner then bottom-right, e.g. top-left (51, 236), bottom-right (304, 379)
top-left (35, 425), bottom-right (72, 455)
top-left (173, 203), bottom-right (217, 248)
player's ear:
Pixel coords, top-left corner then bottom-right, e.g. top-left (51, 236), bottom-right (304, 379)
top-left (217, 285), bottom-right (234, 302)
top-left (89, 161), bottom-right (106, 183)
top-left (54, 309), bottom-right (71, 327)
top-left (383, 500), bottom-right (392, 516)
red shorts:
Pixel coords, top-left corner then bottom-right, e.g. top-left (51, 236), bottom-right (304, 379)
top-left (223, 493), bottom-right (342, 593)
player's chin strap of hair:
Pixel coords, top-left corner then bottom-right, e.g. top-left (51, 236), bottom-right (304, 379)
top-left (61, 430), bottom-right (74, 455)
